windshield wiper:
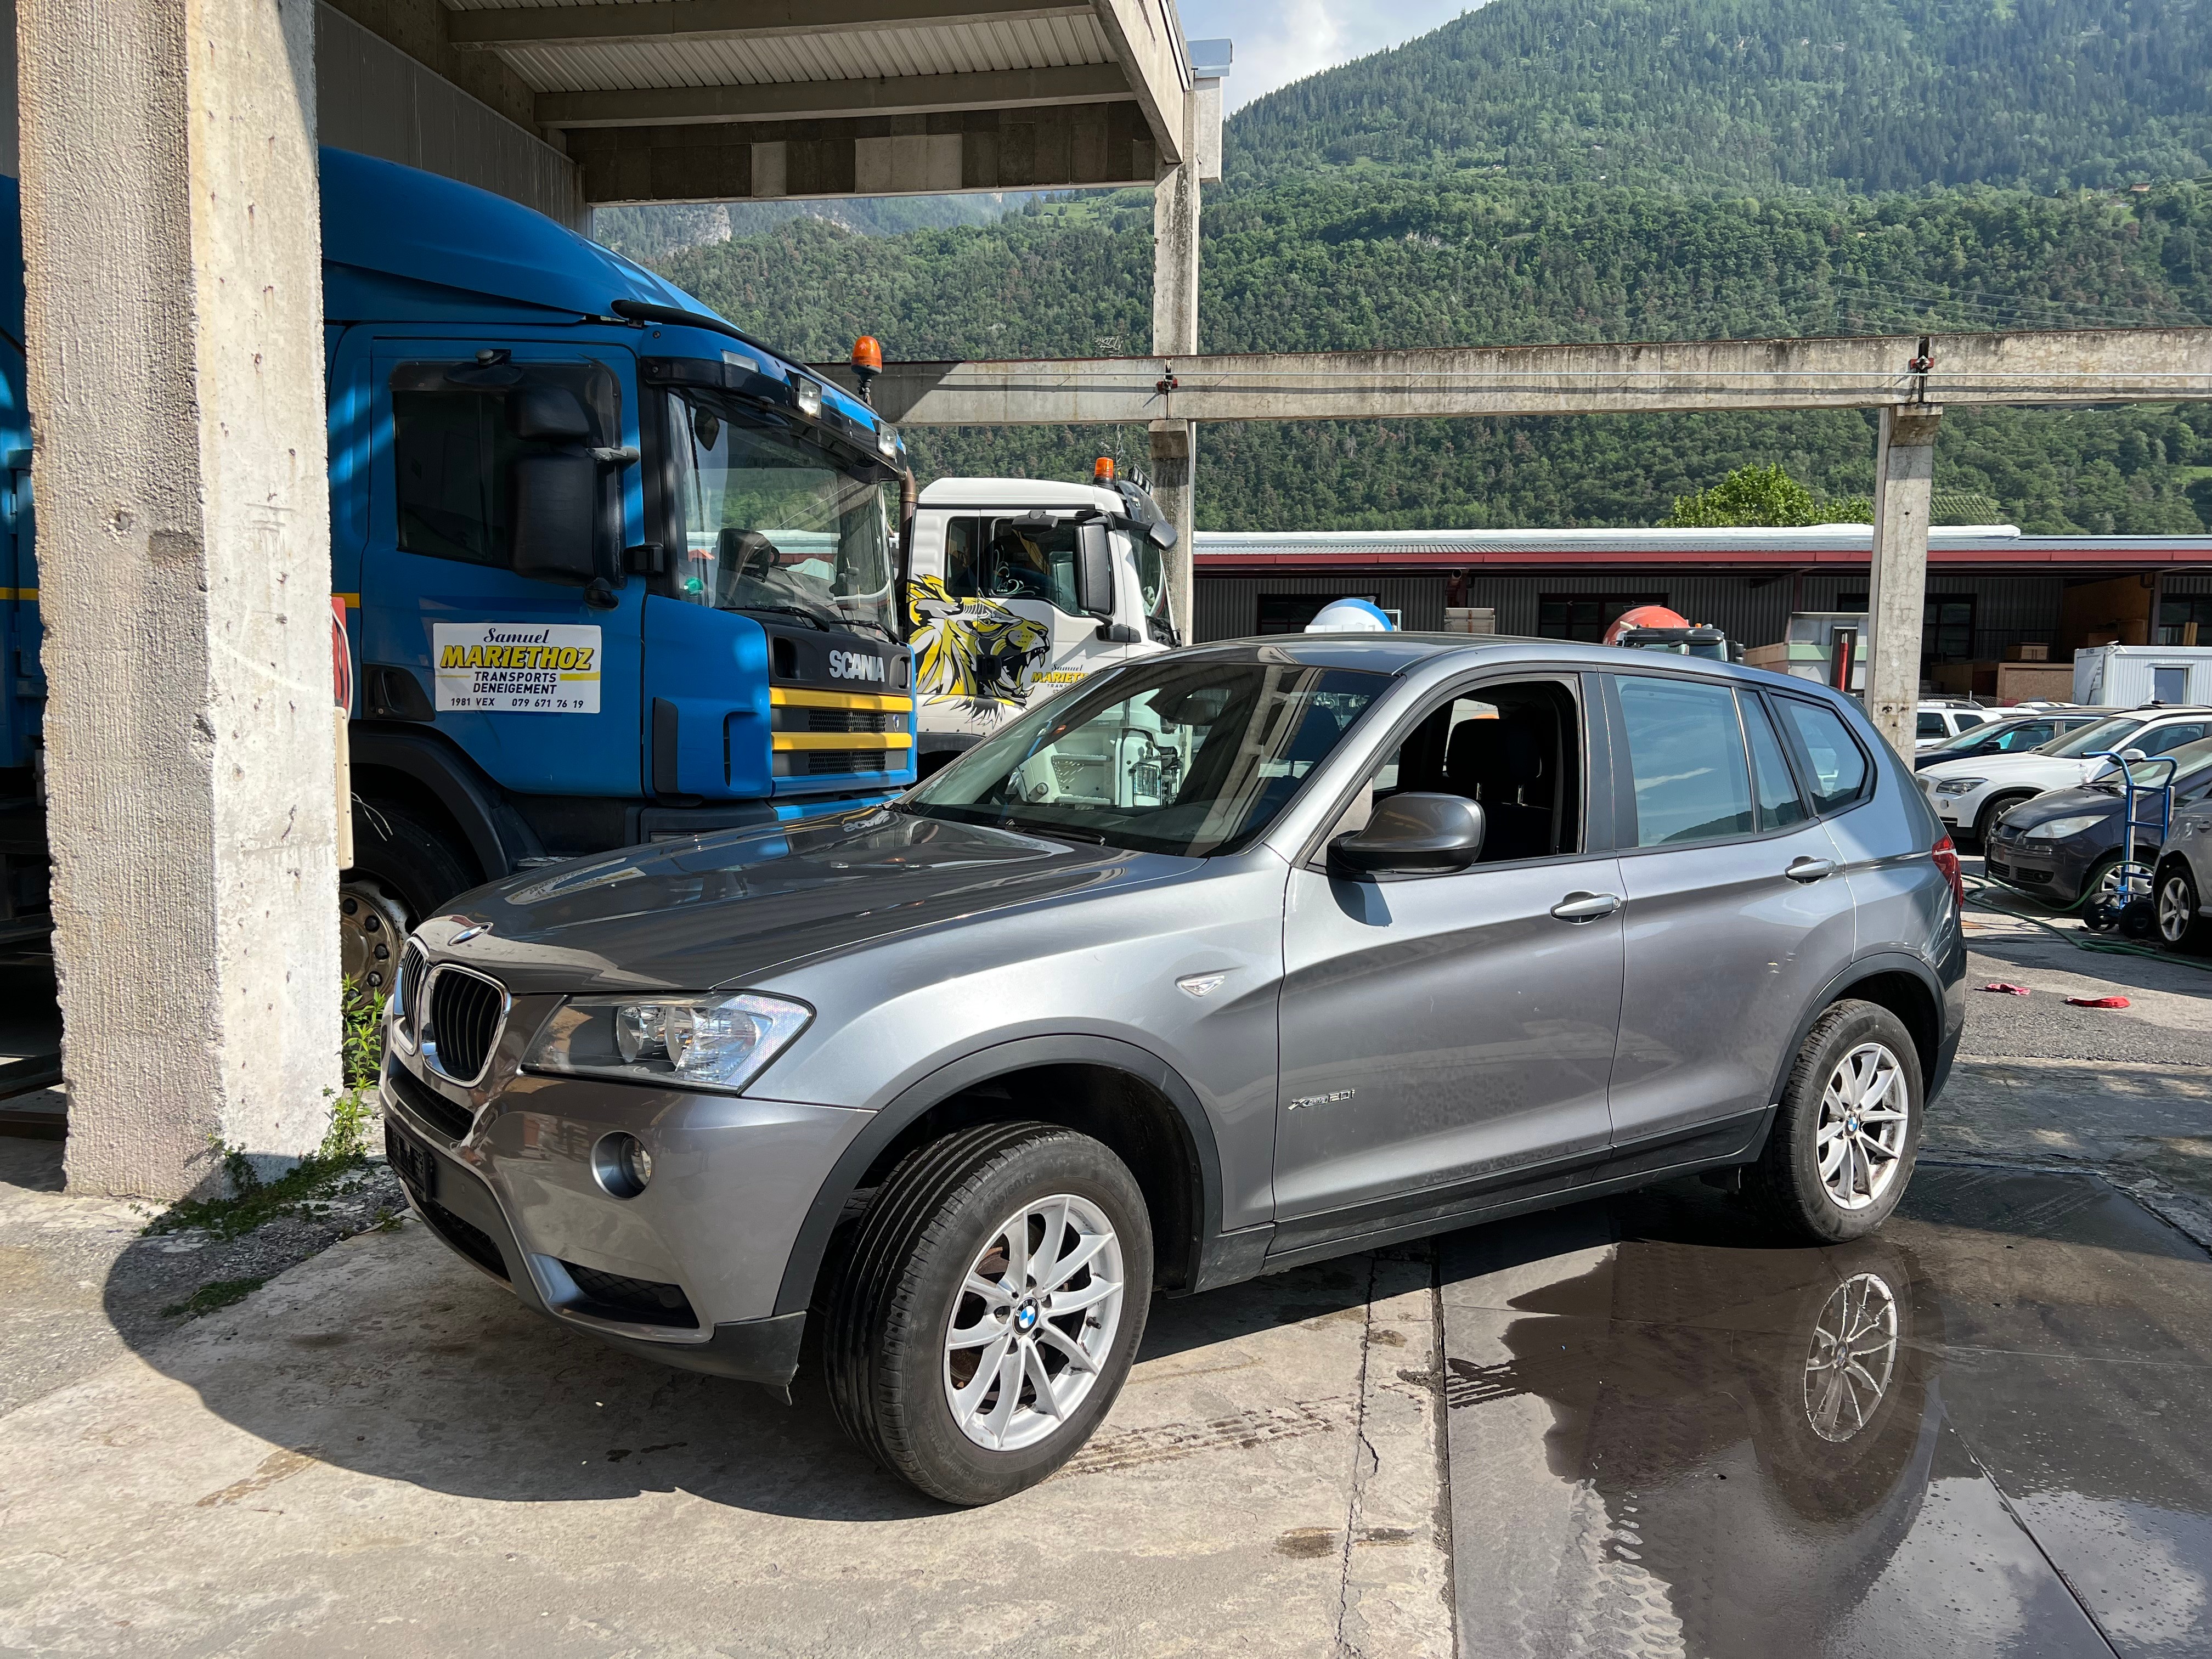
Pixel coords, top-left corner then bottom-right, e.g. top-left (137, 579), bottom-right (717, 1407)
top-left (731, 602), bottom-right (833, 632)
top-left (998, 819), bottom-right (1108, 845)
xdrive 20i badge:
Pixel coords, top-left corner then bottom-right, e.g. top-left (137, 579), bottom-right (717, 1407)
top-left (829, 650), bottom-right (887, 683)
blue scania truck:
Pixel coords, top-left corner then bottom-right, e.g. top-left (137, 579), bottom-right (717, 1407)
top-left (0, 150), bottom-right (917, 988)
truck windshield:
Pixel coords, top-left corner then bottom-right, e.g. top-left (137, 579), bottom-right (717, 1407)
top-left (903, 656), bottom-right (1387, 856)
top-left (664, 390), bottom-right (898, 637)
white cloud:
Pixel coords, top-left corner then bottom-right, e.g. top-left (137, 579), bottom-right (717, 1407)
top-left (1177, 1), bottom-right (1486, 110)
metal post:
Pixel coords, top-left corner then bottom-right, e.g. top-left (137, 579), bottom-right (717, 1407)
top-left (1150, 89), bottom-right (1201, 639)
top-left (1864, 405), bottom-right (1942, 757)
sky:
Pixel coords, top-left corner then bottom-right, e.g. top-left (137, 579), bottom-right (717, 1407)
top-left (1176, 1), bottom-right (1485, 111)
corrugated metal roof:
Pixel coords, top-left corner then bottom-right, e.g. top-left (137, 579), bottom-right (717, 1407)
top-left (1198, 526), bottom-right (2038, 555)
top-left (488, 15), bottom-right (1115, 98)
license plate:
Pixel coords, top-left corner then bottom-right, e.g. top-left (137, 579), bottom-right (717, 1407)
top-left (386, 1121), bottom-right (438, 1201)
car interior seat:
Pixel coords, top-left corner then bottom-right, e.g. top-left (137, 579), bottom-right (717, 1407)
top-left (1445, 708), bottom-right (1559, 861)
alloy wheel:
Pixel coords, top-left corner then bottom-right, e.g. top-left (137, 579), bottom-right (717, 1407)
top-left (1802, 1272), bottom-right (1900, 1442)
top-left (943, 1193), bottom-right (1126, 1451)
top-left (1816, 1042), bottom-right (1909, 1212)
top-left (2158, 875), bottom-right (2196, 945)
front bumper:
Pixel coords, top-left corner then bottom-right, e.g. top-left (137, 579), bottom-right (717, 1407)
top-left (1983, 834), bottom-right (2103, 905)
top-left (380, 1038), bottom-right (870, 1389)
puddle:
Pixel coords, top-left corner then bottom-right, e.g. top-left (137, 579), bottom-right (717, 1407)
top-left (1442, 1168), bottom-right (2211, 1658)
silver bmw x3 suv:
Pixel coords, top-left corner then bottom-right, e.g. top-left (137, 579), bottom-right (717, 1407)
top-left (381, 635), bottom-right (1965, 1504)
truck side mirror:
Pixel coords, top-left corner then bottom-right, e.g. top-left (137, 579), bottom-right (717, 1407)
top-left (510, 452), bottom-right (599, 586)
top-left (1076, 523), bottom-right (1115, 620)
top-left (1148, 518), bottom-right (1177, 550)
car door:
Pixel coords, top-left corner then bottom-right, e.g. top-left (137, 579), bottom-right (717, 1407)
top-left (1604, 674), bottom-right (1858, 1148)
top-left (1272, 672), bottom-right (1626, 1250)
top-left (360, 341), bottom-right (644, 798)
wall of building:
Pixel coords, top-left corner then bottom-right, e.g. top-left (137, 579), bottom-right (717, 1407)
top-left (1195, 573), bottom-right (1448, 640)
top-left (317, 3), bottom-right (583, 227)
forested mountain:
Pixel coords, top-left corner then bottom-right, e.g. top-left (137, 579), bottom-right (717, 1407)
top-left (630, 0), bottom-right (2212, 533)
top-left (1231, 0), bottom-right (2212, 195)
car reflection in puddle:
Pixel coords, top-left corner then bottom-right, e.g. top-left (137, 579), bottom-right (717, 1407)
top-left (1441, 1165), bottom-right (2212, 1659)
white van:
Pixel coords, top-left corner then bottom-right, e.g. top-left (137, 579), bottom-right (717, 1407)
top-left (905, 470), bottom-right (1181, 775)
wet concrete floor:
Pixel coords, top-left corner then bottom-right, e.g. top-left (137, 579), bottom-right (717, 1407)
top-left (1441, 1165), bottom-right (2212, 1659)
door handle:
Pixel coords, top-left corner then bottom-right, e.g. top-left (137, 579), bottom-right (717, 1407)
top-left (1786, 856), bottom-right (1837, 883)
top-left (1550, 891), bottom-right (1621, 922)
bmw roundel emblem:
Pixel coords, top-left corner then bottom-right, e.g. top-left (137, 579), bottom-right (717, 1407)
top-left (1014, 1304), bottom-right (1039, 1332)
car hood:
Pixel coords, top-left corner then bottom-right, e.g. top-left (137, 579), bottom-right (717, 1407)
top-left (1990, 785), bottom-right (2120, 833)
top-left (1920, 753), bottom-right (2087, 783)
top-left (416, 807), bottom-right (1190, 994)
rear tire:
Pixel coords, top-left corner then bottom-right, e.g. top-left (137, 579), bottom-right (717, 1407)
top-left (824, 1122), bottom-right (1152, 1505)
top-left (1743, 1000), bottom-right (1923, 1245)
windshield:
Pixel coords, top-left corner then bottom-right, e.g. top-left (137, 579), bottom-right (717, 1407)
top-left (2038, 714), bottom-right (2146, 758)
top-left (905, 656), bottom-right (1389, 856)
top-left (664, 389), bottom-right (898, 638)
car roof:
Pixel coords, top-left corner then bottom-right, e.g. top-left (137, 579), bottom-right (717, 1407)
top-left (1170, 633), bottom-right (1814, 684)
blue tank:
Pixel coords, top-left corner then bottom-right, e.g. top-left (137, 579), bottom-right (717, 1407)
top-left (0, 151), bottom-right (916, 984)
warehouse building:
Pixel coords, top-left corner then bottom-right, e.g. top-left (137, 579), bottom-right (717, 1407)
top-left (1193, 524), bottom-right (2212, 695)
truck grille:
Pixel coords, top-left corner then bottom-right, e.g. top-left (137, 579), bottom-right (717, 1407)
top-left (422, 964), bottom-right (507, 1086)
top-left (803, 708), bottom-right (899, 734)
top-left (797, 751), bottom-right (887, 776)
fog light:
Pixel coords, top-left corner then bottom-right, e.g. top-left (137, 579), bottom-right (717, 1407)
top-left (592, 1132), bottom-right (652, 1199)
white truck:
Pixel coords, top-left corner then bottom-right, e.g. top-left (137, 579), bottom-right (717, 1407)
top-left (905, 467), bottom-right (1182, 776)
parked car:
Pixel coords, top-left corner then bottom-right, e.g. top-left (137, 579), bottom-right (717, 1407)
top-left (1915, 700), bottom-right (1998, 748)
top-left (379, 637), bottom-right (1964, 1504)
top-left (1911, 709), bottom-right (2102, 771)
top-left (1919, 706), bottom-right (2212, 845)
top-left (2150, 772), bottom-right (2212, 951)
top-left (1983, 735), bottom-right (2212, 908)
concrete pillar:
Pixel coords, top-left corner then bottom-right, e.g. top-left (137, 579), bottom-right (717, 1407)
top-left (1863, 405), bottom-right (1942, 758)
top-left (1150, 105), bottom-right (1201, 639)
top-left (19, 0), bottom-right (341, 1197)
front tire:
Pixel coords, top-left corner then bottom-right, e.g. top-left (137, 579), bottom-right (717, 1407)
top-left (1743, 1000), bottom-right (1923, 1244)
top-left (1973, 792), bottom-right (2033, 847)
top-left (2157, 864), bottom-right (2208, 952)
top-left (824, 1122), bottom-right (1153, 1505)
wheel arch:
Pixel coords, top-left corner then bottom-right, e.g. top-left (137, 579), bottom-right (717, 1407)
top-left (771, 1035), bottom-right (1226, 1318)
top-left (348, 725), bottom-right (538, 885)
top-left (1764, 953), bottom-right (1950, 1130)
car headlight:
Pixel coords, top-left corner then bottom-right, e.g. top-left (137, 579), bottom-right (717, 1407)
top-left (1932, 777), bottom-right (1985, 795)
top-left (2022, 814), bottom-right (2107, 842)
top-left (523, 992), bottom-right (812, 1095)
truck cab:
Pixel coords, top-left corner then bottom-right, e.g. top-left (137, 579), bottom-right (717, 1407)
top-left (3, 151), bottom-right (917, 991)
top-left (905, 468), bottom-right (1178, 774)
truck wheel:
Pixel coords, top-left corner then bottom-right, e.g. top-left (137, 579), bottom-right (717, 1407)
top-left (824, 1121), bottom-right (1152, 1505)
top-left (339, 878), bottom-right (412, 996)
top-left (342, 799), bottom-right (476, 990)
top-left (1742, 1000), bottom-right (1923, 1245)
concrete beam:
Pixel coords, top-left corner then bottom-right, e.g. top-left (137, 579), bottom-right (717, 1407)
top-left (19, 0), bottom-right (341, 1197)
top-left (833, 329), bottom-right (2212, 426)
top-left (1090, 0), bottom-right (1188, 165)
top-left (539, 64), bottom-right (1132, 129)
top-left (323, 0), bottom-right (541, 136)
top-left (1864, 405), bottom-right (1942, 758)
top-left (571, 102), bottom-right (1154, 203)
top-left (449, 0), bottom-right (1092, 50)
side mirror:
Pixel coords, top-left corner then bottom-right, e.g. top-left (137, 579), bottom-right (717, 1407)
top-left (1148, 518), bottom-right (1178, 550)
top-left (1329, 793), bottom-right (1485, 876)
top-left (1076, 522), bottom-right (1115, 620)
top-left (2123, 748), bottom-right (2149, 762)
top-left (510, 452), bottom-right (600, 585)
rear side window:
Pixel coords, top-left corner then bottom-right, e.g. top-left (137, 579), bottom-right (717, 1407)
top-left (1741, 693), bottom-right (1808, 830)
top-left (1778, 698), bottom-right (1871, 814)
top-left (1616, 676), bottom-right (1754, 847)
top-left (1916, 713), bottom-right (1946, 739)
